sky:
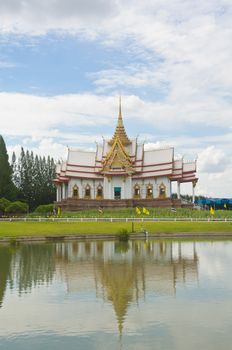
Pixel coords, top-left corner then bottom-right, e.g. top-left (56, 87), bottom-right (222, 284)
top-left (0, 0), bottom-right (232, 197)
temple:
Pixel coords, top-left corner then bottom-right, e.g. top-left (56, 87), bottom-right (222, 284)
top-left (54, 98), bottom-right (198, 210)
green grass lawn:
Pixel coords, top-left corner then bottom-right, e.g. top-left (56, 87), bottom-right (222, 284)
top-left (31, 207), bottom-right (232, 219)
top-left (0, 221), bottom-right (232, 238)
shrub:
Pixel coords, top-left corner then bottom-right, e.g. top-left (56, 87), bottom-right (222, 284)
top-left (0, 198), bottom-right (11, 213)
top-left (34, 204), bottom-right (55, 215)
top-left (118, 228), bottom-right (130, 241)
top-left (5, 201), bottom-right (28, 215)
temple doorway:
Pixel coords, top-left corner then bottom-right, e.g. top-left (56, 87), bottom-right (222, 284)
top-left (114, 187), bottom-right (121, 200)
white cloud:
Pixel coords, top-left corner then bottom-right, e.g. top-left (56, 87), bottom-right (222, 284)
top-left (144, 141), bottom-right (173, 151)
top-left (0, 1), bottom-right (232, 197)
top-left (1, 92), bottom-right (231, 141)
top-left (198, 146), bottom-right (230, 174)
top-left (1, 91), bottom-right (232, 197)
top-left (91, 66), bottom-right (162, 91)
top-left (0, 60), bottom-right (16, 68)
top-left (0, 0), bottom-right (118, 36)
top-left (0, 92), bottom-right (117, 138)
top-left (192, 146), bottom-right (232, 197)
top-left (1, 2), bottom-right (232, 131)
top-left (197, 169), bottom-right (232, 198)
top-left (8, 139), bottom-right (67, 160)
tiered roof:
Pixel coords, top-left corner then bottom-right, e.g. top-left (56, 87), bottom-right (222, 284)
top-left (108, 97), bottom-right (131, 146)
top-left (54, 99), bottom-right (198, 183)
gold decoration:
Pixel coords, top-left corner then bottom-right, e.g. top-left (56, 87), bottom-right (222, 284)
top-left (96, 184), bottom-right (104, 199)
top-left (133, 183), bottom-right (140, 199)
top-left (108, 96), bottom-right (131, 146)
top-left (101, 135), bottom-right (134, 174)
top-left (158, 182), bottom-right (166, 199)
top-left (72, 185), bottom-right (79, 198)
top-left (101, 97), bottom-right (134, 174)
top-left (193, 179), bottom-right (198, 188)
top-left (84, 184), bottom-right (91, 199)
top-left (146, 183), bottom-right (153, 199)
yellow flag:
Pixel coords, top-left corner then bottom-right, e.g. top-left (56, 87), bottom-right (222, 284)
top-left (210, 207), bottom-right (215, 215)
top-left (57, 206), bottom-right (61, 217)
top-left (142, 207), bottom-right (150, 215)
top-left (136, 207), bottom-right (141, 215)
top-left (224, 203), bottom-right (227, 209)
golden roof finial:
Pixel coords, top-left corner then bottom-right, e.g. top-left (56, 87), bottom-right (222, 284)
top-left (108, 96), bottom-right (131, 146)
top-left (119, 95), bottom-right (122, 119)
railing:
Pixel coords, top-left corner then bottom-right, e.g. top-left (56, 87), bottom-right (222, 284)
top-left (0, 217), bottom-right (232, 222)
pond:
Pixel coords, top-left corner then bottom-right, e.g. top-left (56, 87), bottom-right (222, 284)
top-left (0, 239), bottom-right (232, 349)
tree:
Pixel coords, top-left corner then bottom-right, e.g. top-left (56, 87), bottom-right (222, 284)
top-left (13, 147), bottom-right (56, 209)
top-left (0, 135), bottom-right (16, 200)
top-left (0, 198), bottom-right (11, 216)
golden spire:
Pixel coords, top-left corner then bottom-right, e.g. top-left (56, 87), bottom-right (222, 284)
top-left (108, 96), bottom-right (131, 146)
top-left (119, 95), bottom-right (122, 119)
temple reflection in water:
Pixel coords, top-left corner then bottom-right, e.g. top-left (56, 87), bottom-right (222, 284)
top-left (0, 240), bottom-right (198, 335)
top-left (1, 240), bottom-right (232, 350)
top-left (55, 240), bottom-right (198, 334)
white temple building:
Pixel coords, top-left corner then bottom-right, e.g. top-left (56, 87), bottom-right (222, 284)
top-left (55, 99), bottom-right (198, 210)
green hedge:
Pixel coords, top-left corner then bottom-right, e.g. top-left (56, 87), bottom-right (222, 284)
top-left (34, 204), bottom-right (55, 215)
top-left (5, 201), bottom-right (29, 214)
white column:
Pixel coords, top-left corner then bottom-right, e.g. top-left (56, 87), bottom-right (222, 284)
top-left (103, 176), bottom-right (108, 199)
top-left (80, 180), bottom-right (83, 199)
top-left (177, 182), bottom-right (180, 199)
top-left (192, 181), bottom-right (196, 204)
top-left (93, 180), bottom-right (95, 199)
top-left (128, 176), bottom-right (132, 199)
top-left (62, 183), bottom-right (66, 200)
top-left (108, 177), bottom-right (112, 199)
top-left (141, 182), bottom-right (144, 199)
top-left (56, 187), bottom-right (59, 201)
top-left (122, 177), bottom-right (125, 199)
top-left (59, 186), bottom-right (62, 201)
top-left (81, 183), bottom-right (84, 199)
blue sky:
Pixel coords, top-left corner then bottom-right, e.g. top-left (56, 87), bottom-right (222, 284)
top-left (0, 0), bottom-right (232, 197)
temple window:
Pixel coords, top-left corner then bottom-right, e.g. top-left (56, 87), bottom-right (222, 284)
top-left (134, 184), bottom-right (140, 198)
top-left (159, 183), bottom-right (166, 199)
top-left (72, 185), bottom-right (79, 198)
top-left (96, 185), bottom-right (103, 199)
top-left (146, 184), bottom-right (153, 199)
top-left (85, 184), bottom-right (91, 199)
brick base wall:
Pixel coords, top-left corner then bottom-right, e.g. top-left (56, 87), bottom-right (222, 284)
top-left (55, 198), bottom-right (191, 211)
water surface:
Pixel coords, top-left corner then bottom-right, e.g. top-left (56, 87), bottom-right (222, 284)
top-left (0, 239), bottom-right (232, 349)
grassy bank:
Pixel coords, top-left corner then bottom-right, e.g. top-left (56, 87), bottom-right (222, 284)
top-left (0, 221), bottom-right (232, 238)
top-left (61, 208), bottom-right (232, 219)
top-left (31, 207), bottom-right (232, 219)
